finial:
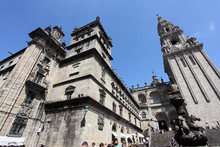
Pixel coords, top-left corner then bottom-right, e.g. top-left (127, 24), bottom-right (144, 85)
top-left (96, 16), bottom-right (100, 21)
top-left (157, 14), bottom-right (163, 21)
top-left (44, 25), bottom-right (52, 34)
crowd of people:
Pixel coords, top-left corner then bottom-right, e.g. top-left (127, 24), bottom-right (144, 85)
top-left (80, 140), bottom-right (146, 147)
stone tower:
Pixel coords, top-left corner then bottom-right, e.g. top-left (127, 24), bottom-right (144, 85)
top-left (157, 16), bottom-right (220, 125)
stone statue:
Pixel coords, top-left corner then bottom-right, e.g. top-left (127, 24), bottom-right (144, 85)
top-left (169, 82), bottom-right (208, 146)
top-left (170, 83), bottom-right (179, 93)
top-left (173, 114), bottom-right (208, 146)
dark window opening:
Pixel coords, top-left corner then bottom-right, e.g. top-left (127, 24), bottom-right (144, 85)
top-left (180, 58), bottom-right (187, 67)
top-left (165, 28), bottom-right (170, 32)
top-left (112, 124), bottom-right (117, 132)
top-left (112, 102), bottom-right (116, 113)
top-left (8, 61), bottom-right (13, 66)
top-left (119, 105), bottom-right (123, 116)
top-left (158, 120), bottom-right (168, 131)
top-left (170, 39), bottom-right (179, 45)
top-left (128, 113), bottom-right (131, 122)
top-left (34, 72), bottom-right (44, 84)
top-left (23, 91), bottom-right (35, 104)
top-left (65, 86), bottom-right (75, 99)
top-left (9, 116), bottom-right (27, 136)
top-left (189, 56), bottom-right (196, 65)
top-left (43, 57), bottom-right (50, 64)
top-left (0, 65), bottom-right (4, 69)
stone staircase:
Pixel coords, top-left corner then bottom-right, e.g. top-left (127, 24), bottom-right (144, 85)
top-left (150, 129), bottom-right (220, 147)
top-left (151, 131), bottom-right (175, 147)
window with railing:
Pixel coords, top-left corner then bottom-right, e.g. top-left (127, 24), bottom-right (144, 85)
top-left (23, 91), bottom-right (35, 104)
top-left (34, 72), bottom-right (44, 84)
top-left (9, 116), bottom-right (27, 136)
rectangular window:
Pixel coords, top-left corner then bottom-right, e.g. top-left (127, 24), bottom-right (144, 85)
top-left (9, 116), bottom-right (27, 136)
top-left (128, 113), bottom-right (131, 122)
top-left (43, 57), bottom-right (50, 64)
top-left (23, 91), bottom-right (35, 104)
top-left (34, 72), bottom-right (44, 84)
top-left (113, 102), bottom-right (116, 113)
top-left (101, 69), bottom-right (106, 82)
top-left (119, 105), bottom-right (123, 116)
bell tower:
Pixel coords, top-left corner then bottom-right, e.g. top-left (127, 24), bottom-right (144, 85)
top-left (157, 15), bottom-right (220, 125)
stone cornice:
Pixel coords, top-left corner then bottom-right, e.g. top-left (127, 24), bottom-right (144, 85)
top-left (71, 19), bottom-right (112, 47)
top-left (0, 48), bottom-right (26, 65)
top-left (59, 48), bottom-right (139, 109)
top-left (66, 34), bottom-right (113, 60)
top-left (53, 74), bottom-right (140, 118)
top-left (45, 96), bottom-right (142, 132)
top-left (163, 43), bottom-right (203, 58)
top-left (28, 27), bottom-right (66, 56)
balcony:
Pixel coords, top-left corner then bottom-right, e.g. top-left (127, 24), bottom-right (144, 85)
top-left (26, 72), bottom-right (49, 92)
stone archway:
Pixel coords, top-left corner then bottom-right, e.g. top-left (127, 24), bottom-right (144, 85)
top-left (155, 112), bottom-right (169, 131)
top-left (138, 93), bottom-right (147, 103)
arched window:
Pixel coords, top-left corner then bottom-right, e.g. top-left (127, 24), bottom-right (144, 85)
top-left (121, 126), bottom-right (124, 133)
top-left (65, 86), bottom-right (75, 99)
top-left (150, 91), bottom-right (161, 103)
top-left (112, 123), bottom-right (117, 132)
top-left (138, 93), bottom-right (146, 103)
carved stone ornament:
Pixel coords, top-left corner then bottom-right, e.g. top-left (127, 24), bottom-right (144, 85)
top-left (18, 105), bottom-right (32, 117)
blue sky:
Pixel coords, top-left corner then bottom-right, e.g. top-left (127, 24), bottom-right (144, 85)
top-left (0, 0), bottom-right (219, 87)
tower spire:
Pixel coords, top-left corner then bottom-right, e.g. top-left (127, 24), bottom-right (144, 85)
top-left (157, 17), bottom-right (185, 54)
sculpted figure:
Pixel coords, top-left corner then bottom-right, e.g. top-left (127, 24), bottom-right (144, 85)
top-left (170, 83), bottom-right (179, 93)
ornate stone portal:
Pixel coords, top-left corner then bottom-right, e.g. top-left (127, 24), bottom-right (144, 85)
top-left (169, 83), bottom-right (208, 146)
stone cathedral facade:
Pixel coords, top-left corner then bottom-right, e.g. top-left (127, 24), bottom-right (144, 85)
top-left (0, 16), bottom-right (219, 146)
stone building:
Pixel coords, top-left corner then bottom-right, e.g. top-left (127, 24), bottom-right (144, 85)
top-left (0, 16), bottom-right (219, 146)
top-left (131, 73), bottom-right (177, 135)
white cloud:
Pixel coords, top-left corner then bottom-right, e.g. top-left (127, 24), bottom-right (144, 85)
top-left (208, 22), bottom-right (216, 32)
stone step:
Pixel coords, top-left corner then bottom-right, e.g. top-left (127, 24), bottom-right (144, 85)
top-left (151, 129), bottom-right (220, 146)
